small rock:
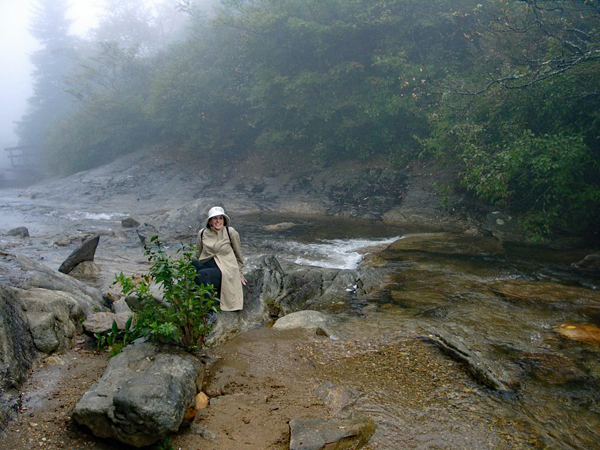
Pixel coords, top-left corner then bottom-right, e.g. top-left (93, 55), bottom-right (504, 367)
top-left (272, 310), bottom-right (330, 331)
top-left (557, 323), bottom-right (600, 346)
top-left (195, 392), bottom-right (209, 410)
top-left (190, 423), bottom-right (218, 440)
top-left (7, 226), bottom-right (29, 237)
top-left (572, 253), bottom-right (600, 273)
top-left (121, 217), bottom-right (140, 228)
top-left (263, 222), bottom-right (297, 232)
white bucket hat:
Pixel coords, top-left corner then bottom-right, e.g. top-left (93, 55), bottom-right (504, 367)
top-left (206, 206), bottom-right (230, 227)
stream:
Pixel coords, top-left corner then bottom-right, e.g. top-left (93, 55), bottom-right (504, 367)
top-left (2, 188), bottom-right (600, 449)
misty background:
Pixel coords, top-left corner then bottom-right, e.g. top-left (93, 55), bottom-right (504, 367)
top-left (0, 0), bottom-right (101, 167)
top-left (0, 0), bottom-right (598, 240)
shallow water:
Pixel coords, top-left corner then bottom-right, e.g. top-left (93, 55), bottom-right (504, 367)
top-left (2, 192), bottom-right (599, 448)
top-left (242, 214), bottom-right (600, 449)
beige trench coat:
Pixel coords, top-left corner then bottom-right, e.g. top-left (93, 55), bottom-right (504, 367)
top-left (195, 226), bottom-right (244, 311)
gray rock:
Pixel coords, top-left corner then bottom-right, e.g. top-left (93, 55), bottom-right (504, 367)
top-left (121, 217), bottom-right (140, 228)
top-left (18, 287), bottom-right (84, 353)
top-left (112, 298), bottom-right (132, 315)
top-left (72, 342), bottom-right (202, 447)
top-left (82, 311), bottom-right (133, 335)
top-left (314, 382), bottom-right (363, 418)
top-left (7, 226), bottom-right (29, 237)
top-left (0, 285), bottom-right (37, 432)
top-left (289, 413), bottom-right (376, 450)
top-left (207, 255), bottom-right (384, 345)
top-left (272, 310), bottom-right (330, 331)
top-left (0, 251), bottom-right (108, 431)
top-left (0, 251), bottom-right (106, 317)
top-left (190, 423), bottom-right (218, 440)
top-left (58, 234), bottom-right (100, 274)
top-left (69, 261), bottom-right (101, 275)
top-left (572, 253), bottom-right (600, 273)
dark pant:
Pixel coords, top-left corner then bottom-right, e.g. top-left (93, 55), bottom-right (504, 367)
top-left (192, 258), bottom-right (222, 296)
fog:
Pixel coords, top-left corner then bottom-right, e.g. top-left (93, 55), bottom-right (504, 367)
top-left (0, 0), bottom-right (100, 168)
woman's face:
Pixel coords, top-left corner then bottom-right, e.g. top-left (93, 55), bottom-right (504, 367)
top-left (209, 215), bottom-right (225, 230)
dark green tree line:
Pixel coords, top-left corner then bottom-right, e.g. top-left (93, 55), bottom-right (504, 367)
top-left (19, 0), bottom-right (600, 238)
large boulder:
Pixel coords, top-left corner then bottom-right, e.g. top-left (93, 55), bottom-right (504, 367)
top-left (17, 287), bottom-right (84, 353)
top-left (0, 251), bottom-right (106, 317)
top-left (207, 256), bottom-right (385, 345)
top-left (0, 285), bottom-right (37, 432)
top-left (72, 341), bottom-right (203, 447)
top-left (0, 251), bottom-right (108, 432)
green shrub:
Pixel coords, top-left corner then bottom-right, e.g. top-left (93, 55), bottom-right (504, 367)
top-left (115, 237), bottom-right (219, 351)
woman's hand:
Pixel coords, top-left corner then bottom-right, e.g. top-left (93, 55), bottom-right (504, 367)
top-left (241, 275), bottom-right (247, 286)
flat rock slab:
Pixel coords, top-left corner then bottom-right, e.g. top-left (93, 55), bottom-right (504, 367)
top-left (289, 413), bottom-right (376, 450)
top-left (72, 341), bottom-right (202, 447)
top-left (385, 232), bottom-right (505, 257)
top-left (488, 280), bottom-right (600, 305)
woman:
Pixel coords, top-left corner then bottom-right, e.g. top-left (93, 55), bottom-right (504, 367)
top-left (194, 206), bottom-right (247, 311)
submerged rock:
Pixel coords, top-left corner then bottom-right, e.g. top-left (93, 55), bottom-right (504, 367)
top-left (488, 280), bottom-right (600, 308)
top-left (557, 323), bottom-right (600, 346)
top-left (517, 352), bottom-right (588, 385)
top-left (289, 413), bottom-right (376, 450)
top-left (384, 232), bottom-right (504, 258)
top-left (314, 382), bottom-right (363, 418)
top-left (424, 326), bottom-right (514, 392)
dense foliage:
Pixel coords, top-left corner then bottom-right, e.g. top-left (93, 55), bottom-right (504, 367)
top-left (20, 0), bottom-right (600, 238)
top-left (115, 237), bottom-right (219, 351)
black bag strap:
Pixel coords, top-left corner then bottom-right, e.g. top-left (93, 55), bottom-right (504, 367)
top-left (200, 227), bottom-right (232, 245)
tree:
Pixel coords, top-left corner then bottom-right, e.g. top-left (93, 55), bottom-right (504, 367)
top-left (426, 0), bottom-right (600, 238)
top-left (16, 0), bottom-right (79, 148)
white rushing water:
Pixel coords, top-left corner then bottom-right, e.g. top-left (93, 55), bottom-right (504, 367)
top-left (65, 211), bottom-right (129, 221)
top-left (276, 236), bottom-right (400, 270)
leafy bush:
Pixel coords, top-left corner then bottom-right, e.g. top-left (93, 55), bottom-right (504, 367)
top-left (435, 123), bottom-right (600, 239)
top-left (115, 236), bottom-right (219, 351)
top-left (94, 317), bottom-right (134, 356)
